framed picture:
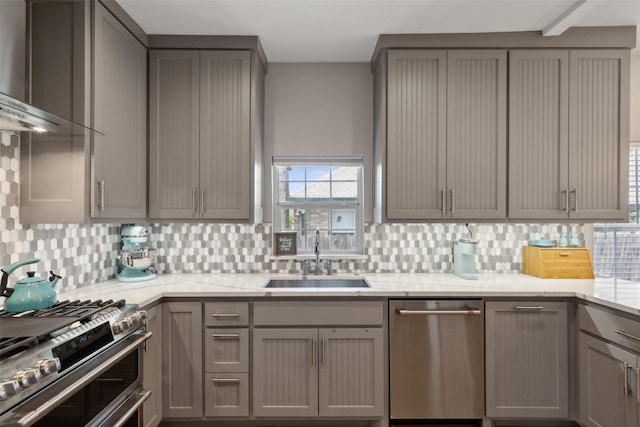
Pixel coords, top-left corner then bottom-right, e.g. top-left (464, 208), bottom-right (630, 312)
top-left (273, 232), bottom-right (297, 256)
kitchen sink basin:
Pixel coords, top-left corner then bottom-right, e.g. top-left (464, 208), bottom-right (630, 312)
top-left (264, 279), bottom-right (371, 288)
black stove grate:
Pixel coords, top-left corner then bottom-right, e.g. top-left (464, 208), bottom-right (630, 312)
top-left (0, 299), bottom-right (126, 360)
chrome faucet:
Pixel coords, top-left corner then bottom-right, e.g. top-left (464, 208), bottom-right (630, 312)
top-left (314, 228), bottom-right (321, 275)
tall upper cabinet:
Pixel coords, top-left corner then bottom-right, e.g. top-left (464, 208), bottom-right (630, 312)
top-left (372, 28), bottom-right (634, 223)
top-left (149, 37), bottom-right (267, 222)
top-left (20, 0), bottom-right (148, 223)
top-left (379, 49), bottom-right (506, 221)
top-left (509, 49), bottom-right (630, 221)
top-left (92, 1), bottom-right (147, 219)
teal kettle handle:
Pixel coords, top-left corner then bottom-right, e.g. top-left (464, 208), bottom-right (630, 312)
top-left (1, 258), bottom-right (40, 298)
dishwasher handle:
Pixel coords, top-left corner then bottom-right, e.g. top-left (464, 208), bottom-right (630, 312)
top-left (396, 308), bottom-right (482, 316)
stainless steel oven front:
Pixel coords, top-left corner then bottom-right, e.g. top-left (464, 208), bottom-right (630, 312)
top-left (0, 329), bottom-right (151, 427)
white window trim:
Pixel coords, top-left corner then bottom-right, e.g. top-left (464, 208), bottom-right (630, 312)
top-left (272, 156), bottom-right (365, 255)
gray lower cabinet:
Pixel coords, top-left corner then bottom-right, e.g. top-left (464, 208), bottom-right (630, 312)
top-left (578, 303), bottom-right (640, 427)
top-left (509, 49), bottom-right (630, 221)
top-left (92, 1), bottom-right (147, 219)
top-left (143, 305), bottom-right (162, 427)
top-left (149, 48), bottom-right (264, 221)
top-left (204, 301), bottom-right (250, 417)
top-left (485, 301), bottom-right (569, 419)
top-left (578, 332), bottom-right (637, 427)
top-left (252, 328), bottom-right (384, 418)
top-left (379, 49), bottom-right (506, 221)
top-left (162, 302), bottom-right (203, 418)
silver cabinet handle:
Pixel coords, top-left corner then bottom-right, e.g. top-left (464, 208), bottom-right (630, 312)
top-left (615, 329), bottom-right (640, 342)
top-left (310, 338), bottom-right (315, 367)
top-left (396, 309), bottom-right (482, 316)
top-left (450, 189), bottom-right (454, 214)
top-left (624, 362), bottom-right (630, 396)
top-left (320, 337), bottom-right (326, 367)
top-left (441, 189), bottom-right (445, 216)
top-left (570, 188), bottom-right (578, 213)
top-left (192, 189), bottom-right (197, 214)
top-left (98, 180), bottom-right (106, 211)
top-left (636, 367), bottom-right (640, 403)
top-left (562, 188), bottom-right (569, 214)
top-left (211, 333), bottom-right (240, 339)
top-left (514, 306), bottom-right (544, 311)
top-left (201, 188), bottom-right (205, 215)
top-left (211, 313), bottom-right (240, 318)
top-left (211, 378), bottom-right (240, 384)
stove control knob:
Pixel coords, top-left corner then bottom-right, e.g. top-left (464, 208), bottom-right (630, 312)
top-left (113, 319), bottom-right (131, 335)
top-left (135, 310), bottom-right (148, 322)
top-left (34, 358), bottom-right (61, 376)
top-left (0, 379), bottom-right (19, 400)
top-left (13, 369), bottom-right (41, 388)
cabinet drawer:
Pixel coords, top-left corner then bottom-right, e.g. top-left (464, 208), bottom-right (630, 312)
top-left (205, 373), bottom-right (249, 417)
top-left (579, 304), bottom-right (640, 353)
top-left (205, 302), bottom-right (249, 326)
top-left (205, 328), bottom-right (249, 372)
top-left (254, 301), bottom-right (383, 326)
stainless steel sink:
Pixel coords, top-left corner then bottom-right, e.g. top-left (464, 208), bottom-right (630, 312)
top-left (264, 279), bottom-right (370, 288)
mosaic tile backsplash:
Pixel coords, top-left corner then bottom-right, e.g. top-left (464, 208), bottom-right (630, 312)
top-left (1, 131), bottom-right (586, 293)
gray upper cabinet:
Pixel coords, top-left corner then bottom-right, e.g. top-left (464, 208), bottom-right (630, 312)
top-left (381, 49), bottom-right (506, 221)
top-left (92, 1), bottom-right (147, 219)
top-left (149, 46), bottom-right (264, 221)
top-left (509, 49), bottom-right (630, 221)
top-left (485, 301), bottom-right (569, 419)
top-left (0, 0), bottom-right (26, 101)
top-left (21, 0), bottom-right (91, 224)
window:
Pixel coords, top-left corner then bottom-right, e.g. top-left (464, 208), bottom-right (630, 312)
top-left (272, 157), bottom-right (364, 254)
top-left (593, 144), bottom-right (640, 282)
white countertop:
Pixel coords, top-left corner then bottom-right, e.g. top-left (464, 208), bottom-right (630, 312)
top-left (52, 272), bottom-right (640, 317)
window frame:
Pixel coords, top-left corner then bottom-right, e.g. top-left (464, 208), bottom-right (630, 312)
top-left (272, 156), bottom-right (365, 255)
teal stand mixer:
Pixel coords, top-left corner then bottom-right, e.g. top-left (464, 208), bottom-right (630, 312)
top-left (116, 225), bottom-right (157, 282)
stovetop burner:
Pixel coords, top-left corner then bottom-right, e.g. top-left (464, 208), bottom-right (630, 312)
top-left (0, 299), bottom-right (126, 360)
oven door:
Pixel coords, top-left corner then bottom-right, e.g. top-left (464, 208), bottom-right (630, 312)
top-left (0, 330), bottom-right (151, 427)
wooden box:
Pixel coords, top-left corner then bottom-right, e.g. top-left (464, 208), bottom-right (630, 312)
top-left (522, 246), bottom-right (594, 279)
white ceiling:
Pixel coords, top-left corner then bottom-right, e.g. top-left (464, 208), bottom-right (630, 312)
top-left (116, 0), bottom-right (640, 62)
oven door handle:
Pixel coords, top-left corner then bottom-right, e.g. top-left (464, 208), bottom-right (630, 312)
top-left (13, 331), bottom-right (152, 427)
top-left (89, 388), bottom-right (151, 427)
top-left (396, 309), bottom-right (482, 316)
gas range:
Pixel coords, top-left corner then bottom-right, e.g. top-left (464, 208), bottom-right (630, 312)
top-left (0, 299), bottom-right (148, 422)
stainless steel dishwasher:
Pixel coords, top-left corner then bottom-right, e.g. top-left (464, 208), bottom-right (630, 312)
top-left (389, 299), bottom-right (484, 420)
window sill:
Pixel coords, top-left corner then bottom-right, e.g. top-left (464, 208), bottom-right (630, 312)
top-left (270, 254), bottom-right (368, 261)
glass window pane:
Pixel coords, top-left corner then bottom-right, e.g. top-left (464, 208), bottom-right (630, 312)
top-left (305, 181), bottom-right (331, 200)
top-left (330, 181), bottom-right (358, 201)
top-left (286, 166), bottom-right (306, 181)
top-left (279, 181), bottom-right (305, 203)
top-left (306, 166), bottom-right (331, 181)
top-left (331, 166), bottom-right (358, 180)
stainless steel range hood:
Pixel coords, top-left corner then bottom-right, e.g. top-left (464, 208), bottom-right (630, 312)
top-left (0, 92), bottom-right (102, 135)
top-left (1, 92), bottom-right (64, 133)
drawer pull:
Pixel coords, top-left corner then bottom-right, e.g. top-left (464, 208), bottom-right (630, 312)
top-left (615, 329), bottom-right (640, 343)
top-left (559, 252), bottom-right (570, 256)
top-left (514, 306), bottom-right (544, 311)
top-left (636, 367), bottom-right (640, 403)
top-left (211, 313), bottom-right (240, 318)
top-left (624, 362), bottom-right (630, 396)
top-left (212, 333), bottom-right (240, 339)
top-left (211, 378), bottom-right (240, 384)
top-left (397, 309), bottom-right (482, 316)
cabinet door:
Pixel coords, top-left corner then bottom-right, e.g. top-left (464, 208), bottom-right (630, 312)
top-left (21, 0), bottom-right (90, 224)
top-left (93, 2), bottom-right (147, 218)
top-left (149, 50), bottom-right (200, 219)
top-left (446, 50), bottom-right (507, 219)
top-left (579, 332), bottom-right (637, 427)
top-left (569, 49), bottom-right (630, 221)
top-left (485, 301), bottom-right (569, 418)
top-left (252, 328), bottom-right (318, 417)
top-left (143, 305), bottom-right (162, 427)
top-left (508, 50), bottom-right (570, 220)
top-left (162, 302), bottom-right (203, 418)
top-left (199, 50), bottom-right (251, 220)
top-left (386, 49), bottom-right (447, 220)
top-left (318, 328), bottom-right (384, 418)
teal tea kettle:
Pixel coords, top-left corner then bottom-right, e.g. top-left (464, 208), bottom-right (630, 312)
top-left (1, 258), bottom-right (62, 313)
